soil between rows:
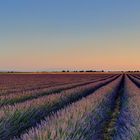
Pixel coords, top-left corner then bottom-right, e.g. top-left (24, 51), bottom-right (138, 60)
top-left (102, 75), bottom-right (124, 140)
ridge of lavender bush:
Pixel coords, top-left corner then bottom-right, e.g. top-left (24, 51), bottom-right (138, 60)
top-left (113, 76), bottom-right (140, 140)
top-left (13, 76), bottom-right (122, 140)
top-left (128, 74), bottom-right (140, 88)
top-left (0, 74), bottom-right (112, 96)
top-left (0, 75), bottom-right (116, 107)
top-left (0, 75), bottom-right (119, 140)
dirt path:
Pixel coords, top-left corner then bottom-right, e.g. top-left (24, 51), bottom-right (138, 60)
top-left (102, 75), bottom-right (124, 140)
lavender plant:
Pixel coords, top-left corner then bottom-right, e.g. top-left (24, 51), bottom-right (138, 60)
top-left (113, 76), bottom-right (140, 140)
top-left (14, 76), bottom-right (122, 140)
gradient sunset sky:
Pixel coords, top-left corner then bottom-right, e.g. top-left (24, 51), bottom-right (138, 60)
top-left (1, 0), bottom-right (140, 71)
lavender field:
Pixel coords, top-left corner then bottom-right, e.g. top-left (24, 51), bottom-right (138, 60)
top-left (0, 73), bottom-right (140, 140)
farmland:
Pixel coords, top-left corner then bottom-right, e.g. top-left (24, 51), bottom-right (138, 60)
top-left (0, 73), bottom-right (140, 140)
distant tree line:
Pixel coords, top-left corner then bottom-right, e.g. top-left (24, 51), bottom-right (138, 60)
top-left (127, 71), bottom-right (140, 73)
top-left (62, 70), bottom-right (105, 72)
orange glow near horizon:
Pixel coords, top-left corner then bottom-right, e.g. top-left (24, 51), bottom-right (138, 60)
top-left (1, 36), bottom-right (140, 71)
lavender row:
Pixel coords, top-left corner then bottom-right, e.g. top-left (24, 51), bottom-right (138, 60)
top-left (127, 74), bottom-right (140, 87)
top-left (0, 74), bottom-right (111, 93)
top-left (15, 75), bottom-right (122, 140)
top-left (0, 75), bottom-right (116, 107)
top-left (131, 74), bottom-right (140, 79)
top-left (113, 76), bottom-right (140, 140)
top-left (0, 75), bottom-right (95, 95)
top-left (0, 75), bottom-right (120, 140)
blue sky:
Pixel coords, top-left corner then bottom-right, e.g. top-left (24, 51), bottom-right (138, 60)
top-left (0, 0), bottom-right (140, 71)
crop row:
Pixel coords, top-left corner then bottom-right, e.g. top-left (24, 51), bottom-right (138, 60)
top-left (0, 75), bottom-right (116, 107)
top-left (0, 74), bottom-right (112, 92)
top-left (128, 74), bottom-right (140, 87)
top-left (113, 75), bottom-right (140, 139)
top-left (0, 75), bottom-right (93, 95)
top-left (0, 74), bottom-right (114, 96)
top-left (0, 75), bottom-right (120, 140)
top-left (131, 74), bottom-right (140, 79)
top-left (14, 75), bottom-right (122, 140)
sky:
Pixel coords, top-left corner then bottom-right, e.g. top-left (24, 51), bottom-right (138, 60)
top-left (0, 0), bottom-right (140, 71)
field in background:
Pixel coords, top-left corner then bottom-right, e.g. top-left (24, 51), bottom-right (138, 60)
top-left (0, 73), bottom-right (140, 140)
